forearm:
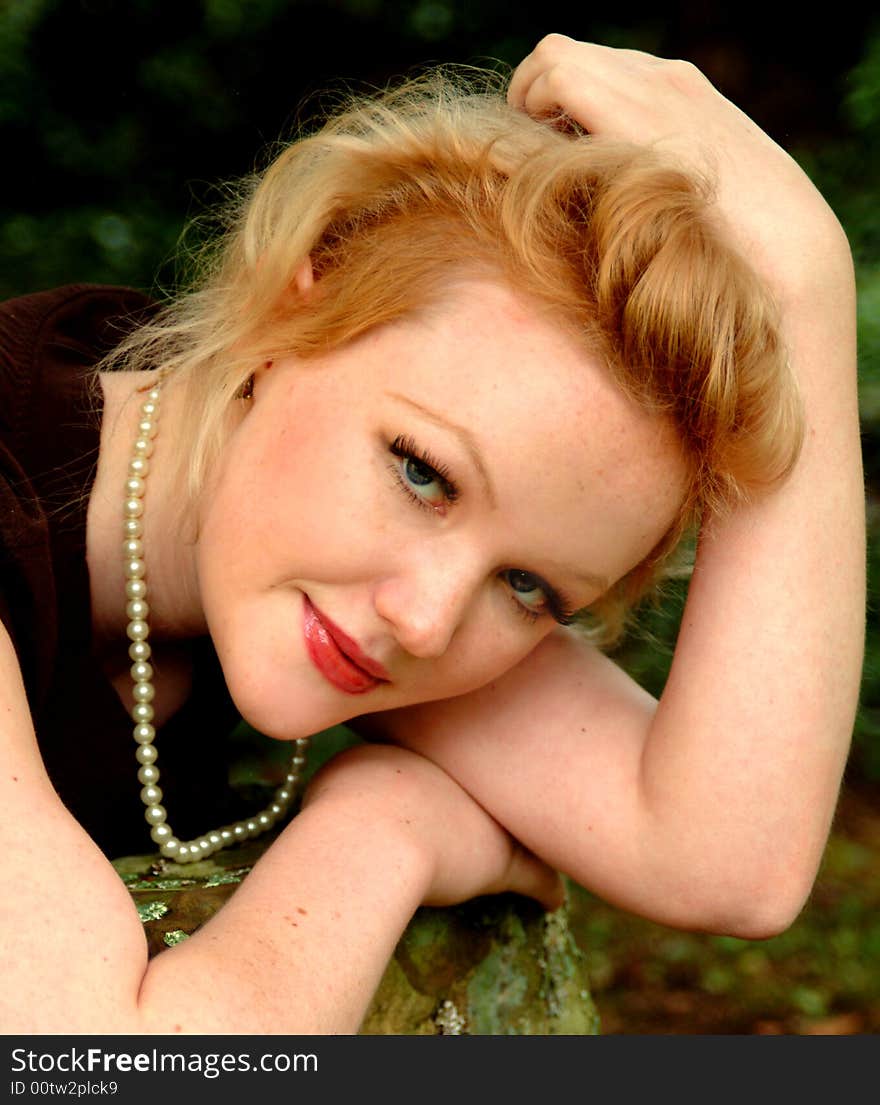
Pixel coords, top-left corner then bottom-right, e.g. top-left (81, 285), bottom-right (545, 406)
top-left (139, 741), bottom-right (562, 1033)
top-left (640, 242), bottom-right (864, 928)
top-left (137, 793), bottom-right (429, 1034)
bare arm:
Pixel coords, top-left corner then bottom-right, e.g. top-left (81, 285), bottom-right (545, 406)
top-left (363, 38), bottom-right (865, 939)
top-left (0, 623), bottom-right (559, 1033)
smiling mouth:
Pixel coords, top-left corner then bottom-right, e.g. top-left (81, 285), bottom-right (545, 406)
top-left (302, 596), bottom-right (390, 694)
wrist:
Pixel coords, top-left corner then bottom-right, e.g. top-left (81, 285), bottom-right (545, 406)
top-left (300, 745), bottom-right (441, 897)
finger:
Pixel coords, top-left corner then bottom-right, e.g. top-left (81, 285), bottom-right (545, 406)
top-left (520, 67), bottom-right (601, 130)
top-left (507, 33), bottom-right (575, 109)
top-left (511, 52), bottom-right (653, 139)
top-left (508, 36), bottom-right (632, 111)
top-left (504, 845), bottom-right (566, 912)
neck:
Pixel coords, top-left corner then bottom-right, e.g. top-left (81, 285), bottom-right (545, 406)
top-left (87, 369), bottom-right (207, 657)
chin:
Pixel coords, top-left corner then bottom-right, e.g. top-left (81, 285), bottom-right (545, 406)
top-left (222, 668), bottom-right (346, 741)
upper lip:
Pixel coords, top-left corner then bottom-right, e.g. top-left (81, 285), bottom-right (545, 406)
top-left (309, 599), bottom-right (392, 682)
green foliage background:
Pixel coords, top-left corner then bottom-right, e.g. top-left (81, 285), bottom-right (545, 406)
top-left (1, 0), bottom-right (878, 779)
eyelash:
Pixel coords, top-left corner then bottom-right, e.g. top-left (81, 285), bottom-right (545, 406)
top-left (387, 433), bottom-right (576, 628)
top-left (507, 580), bottom-right (578, 628)
top-left (389, 434), bottom-right (459, 510)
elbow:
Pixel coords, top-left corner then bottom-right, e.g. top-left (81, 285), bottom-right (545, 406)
top-left (715, 900), bottom-right (804, 942)
top-left (688, 865), bottom-right (815, 941)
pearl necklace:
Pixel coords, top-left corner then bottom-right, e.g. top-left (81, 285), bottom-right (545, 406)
top-left (124, 378), bottom-right (308, 864)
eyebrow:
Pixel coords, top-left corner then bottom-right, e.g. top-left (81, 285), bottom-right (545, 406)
top-left (387, 390), bottom-right (610, 600)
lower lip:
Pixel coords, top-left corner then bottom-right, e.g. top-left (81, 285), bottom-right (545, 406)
top-left (302, 597), bottom-right (384, 695)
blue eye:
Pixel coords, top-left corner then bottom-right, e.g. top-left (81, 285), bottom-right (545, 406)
top-left (504, 569), bottom-right (549, 613)
top-left (503, 569), bottom-right (577, 627)
top-left (401, 456), bottom-right (445, 504)
top-left (390, 435), bottom-right (458, 511)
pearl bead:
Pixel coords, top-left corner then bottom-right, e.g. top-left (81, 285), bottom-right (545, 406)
top-left (132, 702), bottom-right (155, 724)
top-left (131, 661), bottom-right (153, 682)
top-left (232, 823), bottom-right (248, 842)
top-left (150, 822), bottom-right (173, 843)
top-left (132, 681), bottom-right (155, 704)
top-left (138, 418), bottom-right (158, 438)
top-left (125, 578), bottom-right (147, 600)
top-left (133, 722), bottom-right (155, 744)
top-left (129, 456), bottom-right (149, 477)
top-left (124, 497), bottom-right (144, 518)
top-left (140, 400), bottom-right (158, 418)
top-left (125, 476), bottom-right (145, 498)
top-left (145, 804), bottom-right (167, 825)
top-left (127, 599), bottom-right (149, 621)
top-left (135, 743), bottom-right (157, 765)
top-left (175, 843), bottom-right (192, 862)
top-left (129, 640), bottom-right (151, 662)
top-left (146, 387), bottom-right (161, 402)
top-left (219, 828), bottom-right (234, 844)
top-left (140, 784), bottom-right (163, 805)
top-left (138, 764), bottom-right (159, 785)
top-left (275, 787), bottom-right (292, 805)
top-left (133, 437), bottom-right (154, 457)
top-left (123, 538), bottom-right (144, 559)
top-left (269, 803), bottom-right (284, 819)
top-left (123, 517), bottom-right (143, 538)
top-left (208, 831), bottom-right (223, 848)
top-left (125, 558), bottom-right (146, 579)
top-left (126, 619), bottom-right (149, 641)
top-left (160, 838), bottom-right (180, 858)
top-left (257, 812), bottom-right (272, 831)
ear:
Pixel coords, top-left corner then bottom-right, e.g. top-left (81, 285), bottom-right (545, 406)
top-left (293, 255), bottom-right (315, 297)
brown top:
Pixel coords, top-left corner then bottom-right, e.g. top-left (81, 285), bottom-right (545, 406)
top-left (0, 285), bottom-right (245, 857)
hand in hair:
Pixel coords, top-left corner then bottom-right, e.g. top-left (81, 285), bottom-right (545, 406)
top-left (508, 35), bottom-right (850, 304)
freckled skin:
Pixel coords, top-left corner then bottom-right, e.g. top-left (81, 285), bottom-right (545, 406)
top-left (138, 279), bottom-right (689, 743)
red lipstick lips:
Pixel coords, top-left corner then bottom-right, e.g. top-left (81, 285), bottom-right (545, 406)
top-left (303, 596), bottom-right (390, 694)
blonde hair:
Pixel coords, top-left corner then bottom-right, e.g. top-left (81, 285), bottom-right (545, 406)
top-left (105, 68), bottom-right (803, 644)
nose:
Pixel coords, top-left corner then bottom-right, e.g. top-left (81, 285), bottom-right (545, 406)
top-left (372, 544), bottom-right (482, 660)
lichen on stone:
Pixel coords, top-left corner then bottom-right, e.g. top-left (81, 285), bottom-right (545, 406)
top-left (539, 904), bottom-right (601, 1034)
top-left (203, 868), bottom-right (250, 887)
top-left (124, 877), bottom-right (198, 891)
top-left (163, 929), bottom-right (190, 947)
top-left (433, 999), bottom-right (467, 1035)
top-left (136, 900), bottom-right (169, 923)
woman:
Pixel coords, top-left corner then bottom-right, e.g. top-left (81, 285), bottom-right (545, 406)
top-left (0, 36), bottom-right (864, 1032)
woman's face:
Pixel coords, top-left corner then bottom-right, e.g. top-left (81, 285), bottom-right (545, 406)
top-left (195, 279), bottom-right (688, 739)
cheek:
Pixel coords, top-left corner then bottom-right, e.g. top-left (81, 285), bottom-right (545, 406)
top-left (426, 618), bottom-right (553, 701)
top-left (198, 419), bottom-right (385, 591)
